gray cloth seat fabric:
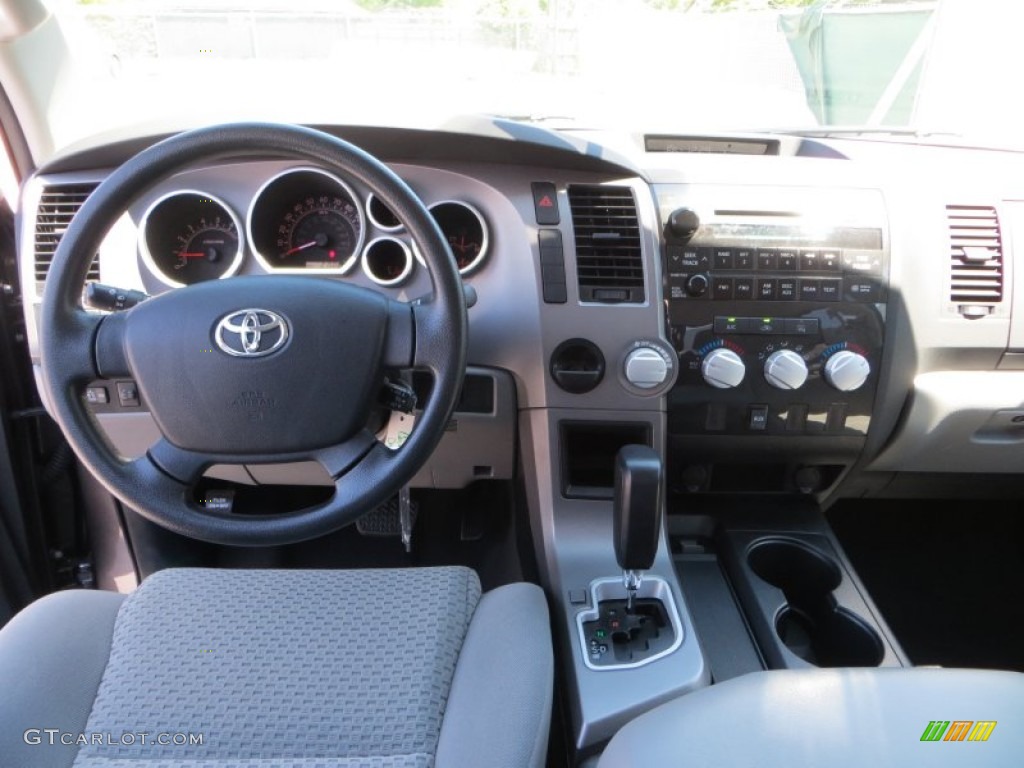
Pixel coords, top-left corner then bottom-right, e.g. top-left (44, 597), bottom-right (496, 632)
top-left (598, 667), bottom-right (1024, 768)
top-left (0, 567), bottom-right (552, 768)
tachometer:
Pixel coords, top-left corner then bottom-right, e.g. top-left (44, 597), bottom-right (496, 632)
top-left (139, 191), bottom-right (244, 287)
top-left (248, 168), bottom-right (364, 273)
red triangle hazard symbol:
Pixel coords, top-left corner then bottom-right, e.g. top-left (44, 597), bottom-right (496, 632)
top-left (538, 195), bottom-right (554, 208)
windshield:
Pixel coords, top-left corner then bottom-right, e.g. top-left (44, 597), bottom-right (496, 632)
top-left (44, 0), bottom-right (1024, 151)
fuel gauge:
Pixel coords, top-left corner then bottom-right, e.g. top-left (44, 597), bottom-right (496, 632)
top-left (140, 191), bottom-right (244, 287)
top-left (427, 200), bottom-right (489, 275)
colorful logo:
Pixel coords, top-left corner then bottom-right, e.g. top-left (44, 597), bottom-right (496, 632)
top-left (921, 721), bottom-right (997, 742)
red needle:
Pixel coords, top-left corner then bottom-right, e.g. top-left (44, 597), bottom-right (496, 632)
top-left (179, 252), bottom-right (206, 259)
top-left (282, 240), bottom-right (318, 257)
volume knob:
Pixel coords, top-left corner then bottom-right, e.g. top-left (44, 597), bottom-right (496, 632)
top-left (824, 350), bottom-right (871, 391)
top-left (701, 348), bottom-right (745, 389)
top-left (764, 349), bottom-right (808, 390)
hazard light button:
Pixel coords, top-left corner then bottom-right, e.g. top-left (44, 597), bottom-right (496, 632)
top-left (531, 182), bottom-right (560, 225)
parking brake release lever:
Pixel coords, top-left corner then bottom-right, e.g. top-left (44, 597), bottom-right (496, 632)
top-left (613, 445), bottom-right (663, 613)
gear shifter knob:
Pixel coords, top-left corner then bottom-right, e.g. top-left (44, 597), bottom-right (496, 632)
top-left (613, 444), bottom-right (663, 572)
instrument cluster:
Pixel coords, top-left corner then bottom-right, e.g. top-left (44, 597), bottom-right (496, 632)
top-left (138, 166), bottom-right (490, 288)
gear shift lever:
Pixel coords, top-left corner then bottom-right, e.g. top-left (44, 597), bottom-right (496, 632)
top-left (613, 445), bottom-right (663, 613)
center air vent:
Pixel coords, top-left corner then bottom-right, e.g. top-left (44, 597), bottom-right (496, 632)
top-left (568, 185), bottom-right (644, 304)
top-left (947, 205), bottom-right (1003, 317)
top-left (34, 183), bottom-right (100, 283)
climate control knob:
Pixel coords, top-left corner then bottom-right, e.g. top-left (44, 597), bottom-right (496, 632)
top-left (824, 350), bottom-right (871, 391)
top-left (624, 347), bottom-right (669, 389)
top-left (702, 348), bottom-right (745, 389)
top-left (764, 349), bottom-right (808, 390)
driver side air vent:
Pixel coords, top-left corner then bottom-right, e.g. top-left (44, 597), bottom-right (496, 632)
top-left (947, 205), bottom-right (1003, 317)
top-left (568, 185), bottom-right (645, 304)
top-left (34, 183), bottom-right (100, 283)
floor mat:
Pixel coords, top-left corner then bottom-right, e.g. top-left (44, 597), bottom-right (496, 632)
top-left (828, 500), bottom-right (1024, 671)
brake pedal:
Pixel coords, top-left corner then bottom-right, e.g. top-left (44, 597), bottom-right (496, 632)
top-left (356, 492), bottom-right (419, 544)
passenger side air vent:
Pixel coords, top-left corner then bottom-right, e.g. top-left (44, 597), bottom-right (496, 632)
top-left (947, 205), bottom-right (1003, 318)
top-left (568, 185), bottom-right (644, 304)
top-left (34, 183), bottom-right (100, 283)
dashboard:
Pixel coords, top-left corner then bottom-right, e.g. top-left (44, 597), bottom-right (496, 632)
top-left (16, 118), bottom-right (1024, 500)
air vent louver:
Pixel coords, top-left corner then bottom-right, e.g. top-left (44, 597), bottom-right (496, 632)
top-left (947, 205), bottom-right (1002, 315)
top-left (34, 183), bottom-right (100, 283)
top-left (568, 185), bottom-right (644, 303)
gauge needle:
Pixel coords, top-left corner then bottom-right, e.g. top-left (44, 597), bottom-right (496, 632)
top-left (180, 248), bottom-right (220, 262)
top-left (282, 241), bottom-right (317, 257)
top-left (282, 233), bottom-right (329, 258)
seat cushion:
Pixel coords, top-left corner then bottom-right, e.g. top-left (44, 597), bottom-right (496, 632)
top-left (70, 567), bottom-right (481, 767)
top-left (1, 566), bottom-right (553, 768)
top-left (0, 589), bottom-right (125, 768)
top-left (598, 667), bottom-right (1024, 768)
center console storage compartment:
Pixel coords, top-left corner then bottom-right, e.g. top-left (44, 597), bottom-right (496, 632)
top-left (560, 422), bottom-right (651, 499)
top-left (722, 531), bottom-right (902, 668)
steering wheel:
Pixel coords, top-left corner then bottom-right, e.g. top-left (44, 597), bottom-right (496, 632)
top-left (39, 123), bottom-right (468, 546)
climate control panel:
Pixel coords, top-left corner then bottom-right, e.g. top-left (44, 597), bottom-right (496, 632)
top-left (668, 308), bottom-right (883, 436)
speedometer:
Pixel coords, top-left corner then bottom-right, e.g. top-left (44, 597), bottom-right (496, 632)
top-left (248, 168), bottom-right (364, 274)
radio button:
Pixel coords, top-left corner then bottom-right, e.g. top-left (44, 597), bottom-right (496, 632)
top-left (757, 250), bottom-right (778, 270)
top-left (756, 278), bottom-right (776, 301)
top-left (800, 250), bottom-right (821, 271)
top-left (712, 277), bottom-right (734, 300)
top-left (777, 250), bottom-right (798, 270)
top-left (735, 250), bottom-right (754, 270)
top-left (778, 278), bottom-right (798, 300)
top-left (820, 280), bottom-right (841, 302)
top-left (798, 279), bottom-right (820, 301)
top-left (713, 248), bottom-right (735, 270)
top-left (846, 278), bottom-right (882, 302)
top-left (821, 250), bottom-right (842, 271)
top-left (842, 251), bottom-right (883, 274)
top-left (734, 278), bottom-right (754, 299)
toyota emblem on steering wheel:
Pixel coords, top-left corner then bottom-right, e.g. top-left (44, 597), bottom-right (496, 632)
top-left (214, 309), bottom-right (290, 357)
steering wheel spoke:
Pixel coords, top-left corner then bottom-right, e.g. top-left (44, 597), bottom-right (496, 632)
top-left (313, 429), bottom-right (379, 478)
top-left (146, 438), bottom-right (212, 486)
top-left (381, 299), bottom-right (415, 369)
top-left (410, 300), bottom-right (454, 371)
top-left (48, 309), bottom-right (105, 384)
top-left (94, 311), bottom-right (132, 378)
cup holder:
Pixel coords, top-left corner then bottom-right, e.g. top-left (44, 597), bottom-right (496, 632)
top-left (747, 538), bottom-right (884, 667)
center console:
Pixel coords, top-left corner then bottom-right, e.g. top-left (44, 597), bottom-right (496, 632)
top-left (656, 185), bottom-right (890, 494)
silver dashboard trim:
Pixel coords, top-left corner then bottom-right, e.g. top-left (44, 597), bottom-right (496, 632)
top-left (575, 575), bottom-right (685, 672)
